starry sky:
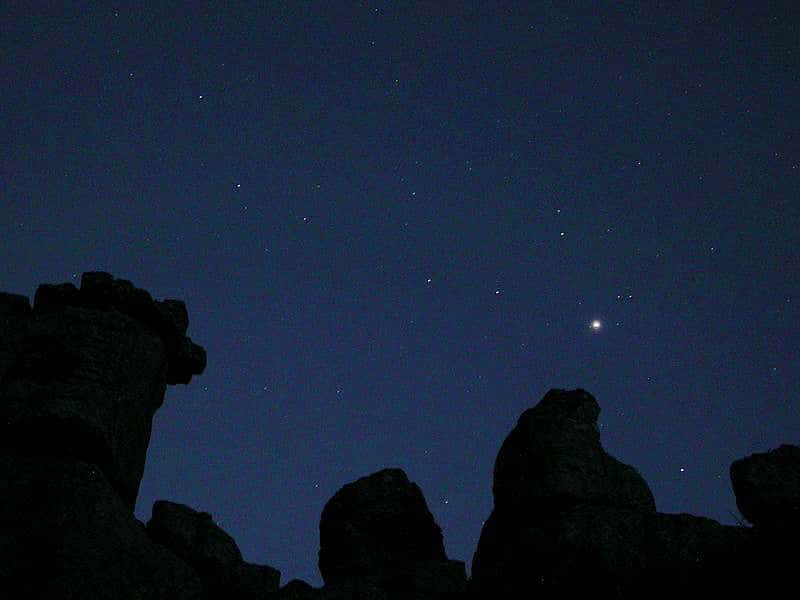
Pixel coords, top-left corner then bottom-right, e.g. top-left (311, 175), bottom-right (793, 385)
top-left (3, 2), bottom-right (799, 587)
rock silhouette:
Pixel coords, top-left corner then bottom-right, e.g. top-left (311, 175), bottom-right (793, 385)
top-left (1, 273), bottom-right (798, 599)
top-left (147, 500), bottom-right (280, 599)
top-left (318, 468), bottom-right (467, 598)
top-left (1, 272), bottom-right (205, 509)
top-left (730, 443), bottom-right (800, 532)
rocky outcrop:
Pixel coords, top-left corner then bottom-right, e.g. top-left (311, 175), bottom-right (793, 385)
top-left (471, 388), bottom-right (761, 599)
top-left (318, 468), bottom-right (467, 599)
top-left (472, 389), bottom-right (655, 597)
top-left (0, 450), bottom-right (204, 599)
top-left (3, 274), bottom-right (799, 599)
top-left (492, 388), bottom-right (656, 518)
top-left (0, 273), bottom-right (213, 599)
top-left (147, 501), bottom-right (280, 599)
top-left (0, 272), bottom-right (206, 509)
top-left (730, 444), bottom-right (800, 531)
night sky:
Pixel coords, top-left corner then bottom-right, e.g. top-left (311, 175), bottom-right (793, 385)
top-left (3, 2), bottom-right (799, 587)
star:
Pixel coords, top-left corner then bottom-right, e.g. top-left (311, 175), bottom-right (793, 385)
top-left (590, 319), bottom-right (603, 331)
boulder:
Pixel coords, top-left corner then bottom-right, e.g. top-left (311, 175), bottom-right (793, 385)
top-left (492, 388), bottom-right (656, 519)
top-left (0, 272), bottom-right (206, 509)
top-left (473, 389), bottom-right (657, 597)
top-left (0, 454), bottom-right (203, 600)
top-left (730, 444), bottom-right (800, 531)
top-left (147, 500), bottom-right (280, 599)
top-left (319, 468), bottom-right (466, 597)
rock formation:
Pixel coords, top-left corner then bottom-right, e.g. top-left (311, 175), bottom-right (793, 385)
top-left (147, 501), bottom-right (280, 599)
top-left (318, 468), bottom-right (467, 599)
top-left (2, 273), bottom-right (798, 599)
top-left (1, 271), bottom-right (206, 509)
top-left (471, 388), bottom-right (789, 599)
top-left (730, 443), bottom-right (800, 532)
top-left (0, 272), bottom-right (276, 600)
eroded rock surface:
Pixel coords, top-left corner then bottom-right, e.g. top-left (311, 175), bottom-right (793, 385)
top-left (319, 468), bottom-right (467, 598)
top-left (0, 273), bottom-right (209, 599)
top-left (492, 388), bottom-right (655, 518)
top-left (0, 454), bottom-right (203, 600)
top-left (472, 389), bottom-right (753, 599)
top-left (147, 500), bottom-right (280, 599)
top-left (3, 274), bottom-right (799, 599)
top-left (0, 272), bottom-right (206, 508)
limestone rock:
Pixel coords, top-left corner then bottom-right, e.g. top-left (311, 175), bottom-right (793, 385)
top-left (632, 512), bottom-right (752, 599)
top-left (473, 389), bottom-right (657, 598)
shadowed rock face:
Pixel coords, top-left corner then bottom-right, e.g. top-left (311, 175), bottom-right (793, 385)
top-left (0, 273), bottom-right (211, 599)
top-left (0, 454), bottom-right (204, 600)
top-left (0, 272), bottom-right (206, 509)
top-left (730, 444), bottom-right (800, 531)
top-left (147, 500), bottom-right (280, 599)
top-left (318, 468), bottom-right (467, 598)
top-left (473, 389), bottom-right (656, 598)
top-left (470, 389), bottom-right (800, 599)
top-left (493, 388), bottom-right (656, 519)
top-left (319, 468), bottom-right (447, 583)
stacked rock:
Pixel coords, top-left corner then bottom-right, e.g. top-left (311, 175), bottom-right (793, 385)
top-left (0, 272), bottom-right (208, 599)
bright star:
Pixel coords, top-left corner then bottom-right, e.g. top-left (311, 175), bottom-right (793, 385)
top-left (590, 319), bottom-right (602, 331)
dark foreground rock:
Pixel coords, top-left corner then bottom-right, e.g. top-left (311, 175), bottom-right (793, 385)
top-left (3, 274), bottom-right (799, 599)
top-left (730, 443), bottom-right (800, 531)
top-left (492, 388), bottom-right (656, 518)
top-left (0, 272), bottom-right (206, 509)
top-left (319, 468), bottom-right (467, 599)
top-left (147, 500), bottom-right (280, 599)
top-left (0, 273), bottom-right (212, 600)
top-left (471, 388), bottom-right (796, 599)
top-left (0, 454), bottom-right (203, 600)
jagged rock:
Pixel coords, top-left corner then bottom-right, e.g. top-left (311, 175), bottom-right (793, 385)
top-left (147, 500), bottom-right (280, 599)
top-left (0, 454), bottom-right (203, 599)
top-left (148, 500), bottom-right (244, 567)
top-left (319, 468), bottom-right (466, 598)
top-left (0, 272), bottom-right (206, 509)
top-left (730, 444), bottom-right (800, 531)
top-left (493, 388), bottom-right (655, 519)
top-left (33, 272), bottom-right (206, 384)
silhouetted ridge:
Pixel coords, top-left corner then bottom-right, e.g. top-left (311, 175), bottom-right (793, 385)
top-left (1, 273), bottom-right (797, 599)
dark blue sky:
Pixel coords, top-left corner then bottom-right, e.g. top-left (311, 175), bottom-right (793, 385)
top-left (3, 2), bottom-right (798, 586)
